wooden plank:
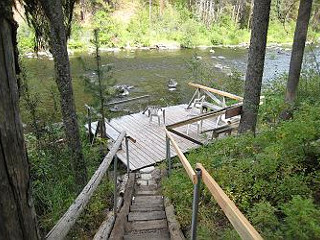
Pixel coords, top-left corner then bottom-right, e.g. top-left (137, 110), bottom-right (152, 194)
top-left (117, 114), bottom-right (185, 164)
top-left (133, 196), bottom-right (163, 204)
top-left (113, 116), bottom-right (165, 157)
top-left (188, 82), bottom-right (243, 101)
top-left (130, 220), bottom-right (168, 231)
top-left (225, 105), bottom-right (242, 119)
top-left (130, 204), bottom-right (164, 212)
top-left (120, 115), bottom-right (167, 155)
top-left (93, 211), bottom-right (114, 240)
top-left (109, 173), bottom-right (136, 239)
top-left (196, 163), bottom-right (263, 240)
top-left (167, 128), bottom-right (203, 146)
top-left (165, 128), bottom-right (197, 184)
top-left (46, 132), bottom-right (126, 240)
top-left (167, 103), bottom-right (243, 129)
top-left (106, 95), bottom-right (150, 106)
top-left (93, 195), bottom-right (124, 240)
top-left (124, 230), bottom-right (170, 240)
top-left (110, 121), bottom-right (156, 166)
top-left (136, 190), bottom-right (158, 195)
top-left (128, 211), bottom-right (166, 221)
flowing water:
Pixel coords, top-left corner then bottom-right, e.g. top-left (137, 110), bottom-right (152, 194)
top-left (22, 46), bottom-right (319, 118)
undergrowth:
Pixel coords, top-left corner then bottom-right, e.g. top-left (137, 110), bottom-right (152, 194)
top-left (25, 121), bottom-right (116, 237)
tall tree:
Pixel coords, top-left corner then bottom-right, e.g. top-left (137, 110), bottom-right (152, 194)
top-left (0, 1), bottom-right (39, 239)
top-left (23, 0), bottom-right (88, 187)
top-left (284, 0), bottom-right (313, 104)
top-left (238, 0), bottom-right (271, 133)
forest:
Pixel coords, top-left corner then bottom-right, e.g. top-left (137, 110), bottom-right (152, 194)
top-left (1, 0), bottom-right (320, 239)
top-left (17, 0), bottom-right (320, 52)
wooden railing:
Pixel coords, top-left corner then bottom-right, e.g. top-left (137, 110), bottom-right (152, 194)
top-left (46, 131), bottom-right (127, 240)
top-left (188, 82), bottom-right (244, 101)
top-left (166, 103), bottom-right (243, 146)
top-left (165, 129), bottom-right (263, 240)
top-left (165, 128), bottom-right (197, 184)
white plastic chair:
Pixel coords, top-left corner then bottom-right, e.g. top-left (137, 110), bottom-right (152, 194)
top-left (148, 106), bottom-right (165, 126)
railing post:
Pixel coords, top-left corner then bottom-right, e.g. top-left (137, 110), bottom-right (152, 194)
top-left (166, 134), bottom-right (171, 176)
top-left (191, 168), bottom-right (202, 240)
top-left (113, 155), bottom-right (118, 216)
top-left (125, 136), bottom-right (130, 174)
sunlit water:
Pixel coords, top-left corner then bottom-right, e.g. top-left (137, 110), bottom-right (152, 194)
top-left (22, 46), bottom-right (319, 118)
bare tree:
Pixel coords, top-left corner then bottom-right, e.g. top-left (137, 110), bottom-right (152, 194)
top-left (284, 0), bottom-right (313, 105)
top-left (0, 1), bottom-right (39, 238)
top-left (238, 0), bottom-right (271, 133)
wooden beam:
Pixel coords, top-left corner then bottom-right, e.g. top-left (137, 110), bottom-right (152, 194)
top-left (196, 163), bottom-right (263, 240)
top-left (46, 132), bottom-right (127, 240)
top-left (225, 105), bottom-right (242, 119)
top-left (187, 89), bottom-right (199, 109)
top-left (167, 103), bottom-right (243, 129)
top-left (165, 128), bottom-right (197, 184)
top-left (106, 95), bottom-right (150, 106)
top-left (167, 128), bottom-right (203, 146)
top-left (189, 82), bottom-right (243, 101)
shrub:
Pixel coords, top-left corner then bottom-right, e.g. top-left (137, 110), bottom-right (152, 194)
top-left (281, 196), bottom-right (320, 240)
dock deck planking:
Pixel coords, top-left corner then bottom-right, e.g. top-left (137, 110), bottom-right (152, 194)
top-left (108, 104), bottom-right (223, 170)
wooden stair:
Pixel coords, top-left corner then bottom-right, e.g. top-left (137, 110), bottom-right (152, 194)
top-left (110, 168), bottom-right (170, 240)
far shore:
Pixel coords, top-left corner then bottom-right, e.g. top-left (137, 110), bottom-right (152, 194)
top-left (22, 41), bottom-right (319, 59)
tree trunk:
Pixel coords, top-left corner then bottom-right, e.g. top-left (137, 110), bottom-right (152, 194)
top-left (94, 30), bottom-right (107, 138)
top-left (39, 0), bottom-right (87, 187)
top-left (238, 0), bottom-right (271, 134)
top-left (0, 5), bottom-right (39, 239)
top-left (284, 0), bottom-right (313, 104)
top-left (80, 0), bottom-right (86, 21)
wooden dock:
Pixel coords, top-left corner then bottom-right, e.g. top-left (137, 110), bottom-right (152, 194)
top-left (108, 104), bottom-right (219, 170)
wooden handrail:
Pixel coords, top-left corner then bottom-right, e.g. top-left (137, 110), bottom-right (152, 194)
top-left (196, 163), bottom-right (263, 240)
top-left (165, 128), bottom-right (197, 184)
top-left (46, 131), bottom-right (126, 240)
top-left (166, 103), bottom-right (243, 129)
top-left (188, 82), bottom-right (244, 101)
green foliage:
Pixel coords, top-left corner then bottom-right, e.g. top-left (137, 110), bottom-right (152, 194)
top-left (26, 124), bottom-right (111, 236)
top-left (17, 22), bottom-right (35, 53)
top-left (281, 196), bottom-right (320, 240)
top-left (249, 201), bottom-right (281, 239)
top-left (17, 0), bottom-right (320, 52)
top-left (67, 177), bottom-right (114, 238)
top-left (162, 72), bottom-right (320, 239)
top-left (210, 16), bottom-right (250, 45)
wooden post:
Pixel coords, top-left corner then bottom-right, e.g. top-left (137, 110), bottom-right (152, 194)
top-left (187, 89), bottom-right (200, 109)
top-left (125, 136), bottom-right (130, 174)
top-left (114, 155), bottom-right (118, 216)
top-left (86, 105), bottom-right (94, 144)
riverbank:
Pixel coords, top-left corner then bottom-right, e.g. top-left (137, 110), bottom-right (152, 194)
top-left (21, 41), bottom-right (319, 60)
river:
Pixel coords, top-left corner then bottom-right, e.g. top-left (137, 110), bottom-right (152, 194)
top-left (22, 45), bottom-right (319, 118)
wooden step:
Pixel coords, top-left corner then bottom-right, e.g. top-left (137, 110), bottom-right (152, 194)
top-left (130, 203), bottom-right (164, 212)
top-left (135, 185), bottom-right (158, 191)
top-left (129, 219), bottom-right (168, 231)
top-left (135, 190), bottom-right (158, 195)
top-left (133, 195), bottom-right (163, 203)
top-left (124, 229), bottom-right (170, 240)
top-left (128, 211), bottom-right (166, 221)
